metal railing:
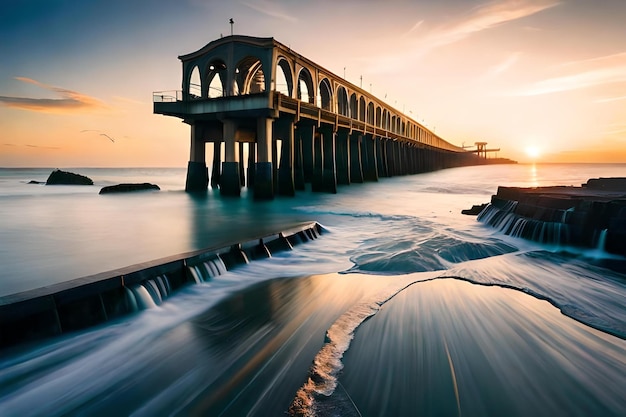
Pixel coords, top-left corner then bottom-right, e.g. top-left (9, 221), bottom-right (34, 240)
top-left (153, 90), bottom-right (182, 102)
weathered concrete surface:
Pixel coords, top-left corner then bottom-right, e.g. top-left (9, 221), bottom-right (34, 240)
top-left (99, 183), bottom-right (160, 194)
top-left (46, 169), bottom-right (93, 185)
top-left (479, 178), bottom-right (626, 256)
top-left (0, 222), bottom-right (323, 349)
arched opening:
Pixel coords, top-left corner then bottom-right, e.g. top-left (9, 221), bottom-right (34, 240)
top-left (359, 96), bottom-right (366, 121)
top-left (367, 102), bottom-right (374, 125)
top-left (382, 110), bottom-right (388, 130)
top-left (401, 121), bottom-right (406, 136)
top-left (317, 78), bottom-right (332, 110)
top-left (391, 115), bottom-right (397, 133)
top-left (375, 106), bottom-right (382, 127)
top-left (337, 86), bottom-right (348, 116)
top-left (349, 93), bottom-right (358, 119)
top-left (276, 57), bottom-right (293, 97)
top-left (188, 66), bottom-right (201, 99)
top-left (297, 68), bottom-right (314, 104)
top-left (235, 56), bottom-right (265, 95)
top-left (206, 60), bottom-right (227, 98)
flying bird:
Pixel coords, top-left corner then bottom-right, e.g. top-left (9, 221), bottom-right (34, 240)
top-left (100, 133), bottom-right (115, 143)
top-left (80, 129), bottom-right (115, 143)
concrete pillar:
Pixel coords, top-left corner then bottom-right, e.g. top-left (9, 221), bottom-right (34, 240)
top-left (362, 135), bottom-right (378, 182)
top-left (300, 124), bottom-right (315, 183)
top-left (335, 129), bottom-right (350, 185)
top-left (276, 117), bottom-right (295, 196)
top-left (375, 137), bottom-right (387, 178)
top-left (311, 130), bottom-right (324, 192)
top-left (349, 133), bottom-right (363, 183)
top-left (210, 141), bottom-right (221, 189)
top-left (220, 120), bottom-right (240, 196)
top-left (321, 127), bottom-right (337, 193)
top-left (254, 117), bottom-right (274, 199)
top-left (294, 126), bottom-right (305, 190)
top-left (386, 140), bottom-right (395, 177)
top-left (185, 123), bottom-right (208, 192)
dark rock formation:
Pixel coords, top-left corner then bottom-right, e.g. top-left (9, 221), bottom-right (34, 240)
top-left (46, 169), bottom-right (93, 185)
top-left (28, 180), bottom-right (45, 185)
top-left (477, 177), bottom-right (626, 256)
top-left (99, 183), bottom-right (160, 194)
top-left (461, 203), bottom-right (488, 215)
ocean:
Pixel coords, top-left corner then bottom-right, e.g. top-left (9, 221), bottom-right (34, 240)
top-left (0, 163), bottom-right (625, 416)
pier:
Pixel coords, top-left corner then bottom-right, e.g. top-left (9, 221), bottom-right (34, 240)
top-left (154, 35), bottom-right (494, 197)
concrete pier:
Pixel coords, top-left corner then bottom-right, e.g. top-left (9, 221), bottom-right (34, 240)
top-left (154, 36), bottom-right (508, 198)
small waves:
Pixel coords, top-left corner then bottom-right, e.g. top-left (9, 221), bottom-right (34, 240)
top-left (288, 273), bottom-right (439, 416)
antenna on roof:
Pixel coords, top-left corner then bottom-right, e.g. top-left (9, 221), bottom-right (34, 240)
top-left (229, 18), bottom-right (234, 36)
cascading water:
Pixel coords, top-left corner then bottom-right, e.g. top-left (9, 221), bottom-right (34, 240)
top-left (478, 202), bottom-right (570, 246)
top-left (187, 256), bottom-right (228, 282)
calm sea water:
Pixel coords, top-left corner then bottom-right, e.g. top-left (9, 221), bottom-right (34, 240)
top-left (0, 163), bottom-right (625, 416)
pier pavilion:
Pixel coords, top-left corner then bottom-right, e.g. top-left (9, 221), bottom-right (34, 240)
top-left (154, 35), bottom-right (484, 198)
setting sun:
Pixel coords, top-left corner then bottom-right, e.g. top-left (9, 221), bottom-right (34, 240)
top-left (525, 145), bottom-right (542, 160)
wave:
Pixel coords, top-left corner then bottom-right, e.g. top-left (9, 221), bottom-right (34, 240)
top-left (289, 252), bottom-right (626, 416)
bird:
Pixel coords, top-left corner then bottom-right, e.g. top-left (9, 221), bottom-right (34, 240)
top-left (100, 133), bottom-right (115, 143)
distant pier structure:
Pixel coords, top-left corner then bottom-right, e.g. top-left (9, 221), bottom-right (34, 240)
top-left (154, 35), bottom-right (488, 198)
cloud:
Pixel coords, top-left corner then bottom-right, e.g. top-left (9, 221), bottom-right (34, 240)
top-left (415, 0), bottom-right (560, 54)
top-left (595, 95), bottom-right (626, 104)
top-left (515, 52), bottom-right (626, 95)
top-left (486, 52), bottom-right (522, 77)
top-left (0, 77), bottom-right (106, 113)
top-left (403, 20), bottom-right (424, 37)
top-left (241, 1), bottom-right (298, 23)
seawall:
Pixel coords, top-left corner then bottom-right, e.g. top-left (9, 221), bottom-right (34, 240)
top-left (478, 178), bottom-right (626, 255)
top-left (0, 222), bottom-right (323, 349)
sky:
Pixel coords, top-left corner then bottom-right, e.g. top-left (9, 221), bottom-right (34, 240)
top-left (1, 0), bottom-right (626, 167)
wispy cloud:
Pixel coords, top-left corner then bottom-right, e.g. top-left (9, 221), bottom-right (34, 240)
top-left (403, 20), bottom-right (424, 37)
top-left (415, 0), bottom-right (560, 53)
top-left (241, 1), bottom-right (298, 22)
top-left (515, 52), bottom-right (626, 95)
top-left (0, 77), bottom-right (106, 113)
top-left (486, 52), bottom-right (522, 77)
top-left (595, 95), bottom-right (626, 104)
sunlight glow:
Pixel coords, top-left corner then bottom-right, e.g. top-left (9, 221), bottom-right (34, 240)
top-left (525, 145), bottom-right (542, 160)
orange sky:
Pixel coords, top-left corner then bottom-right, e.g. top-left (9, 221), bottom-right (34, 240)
top-left (1, 0), bottom-right (625, 167)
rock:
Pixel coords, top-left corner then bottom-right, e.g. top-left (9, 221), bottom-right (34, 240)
top-left (462, 203), bottom-right (488, 215)
top-left (46, 169), bottom-right (93, 185)
top-left (99, 183), bottom-right (160, 194)
top-left (28, 180), bottom-right (45, 184)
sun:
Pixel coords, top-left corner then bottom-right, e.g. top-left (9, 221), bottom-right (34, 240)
top-left (525, 145), bottom-right (542, 160)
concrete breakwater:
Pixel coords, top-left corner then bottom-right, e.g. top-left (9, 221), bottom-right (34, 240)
top-left (478, 178), bottom-right (626, 255)
top-left (0, 222), bottom-right (323, 349)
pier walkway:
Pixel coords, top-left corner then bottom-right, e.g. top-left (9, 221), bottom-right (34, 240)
top-left (154, 35), bottom-right (493, 198)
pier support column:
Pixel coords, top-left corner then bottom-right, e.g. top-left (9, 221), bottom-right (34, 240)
top-left (376, 137), bottom-right (387, 178)
top-left (321, 127), bottom-right (337, 193)
top-left (220, 120), bottom-right (241, 196)
top-left (311, 130), bottom-right (324, 192)
top-left (294, 126), bottom-right (305, 190)
top-left (349, 133), bottom-right (363, 183)
top-left (210, 141), bottom-right (221, 189)
top-left (254, 117), bottom-right (274, 199)
top-left (336, 129), bottom-right (350, 185)
top-left (361, 134), bottom-right (378, 182)
top-left (276, 117), bottom-right (295, 196)
top-left (300, 124), bottom-right (315, 184)
top-left (185, 123), bottom-right (208, 192)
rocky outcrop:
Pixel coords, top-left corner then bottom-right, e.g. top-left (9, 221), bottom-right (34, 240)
top-left (461, 203), bottom-right (488, 215)
top-left (477, 178), bottom-right (626, 256)
top-left (99, 183), bottom-right (160, 194)
top-left (46, 169), bottom-right (93, 185)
